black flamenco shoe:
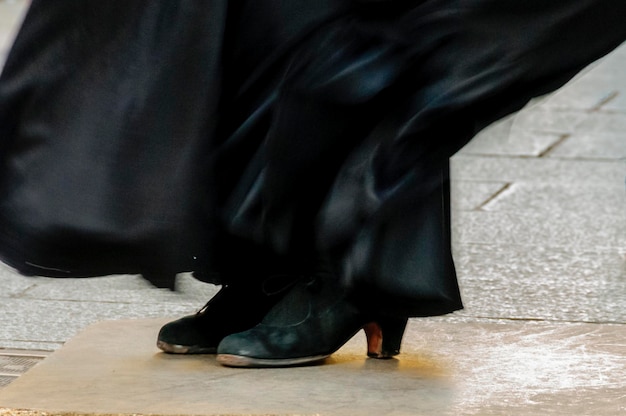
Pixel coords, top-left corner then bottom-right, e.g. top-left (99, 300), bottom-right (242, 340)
top-left (216, 274), bottom-right (408, 367)
top-left (157, 276), bottom-right (296, 354)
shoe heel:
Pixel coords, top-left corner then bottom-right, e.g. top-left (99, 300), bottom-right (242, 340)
top-left (364, 317), bottom-right (408, 359)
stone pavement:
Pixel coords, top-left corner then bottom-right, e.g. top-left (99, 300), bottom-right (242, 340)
top-left (0, 0), bottom-right (625, 414)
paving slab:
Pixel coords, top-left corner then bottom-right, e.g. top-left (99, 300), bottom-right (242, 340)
top-left (461, 118), bottom-right (564, 157)
top-left (0, 319), bottom-right (624, 416)
top-left (453, 244), bottom-right (626, 323)
top-left (0, 264), bottom-right (33, 298)
top-left (506, 108), bottom-right (588, 135)
top-left (476, 181), bottom-right (625, 216)
top-left (453, 209), bottom-right (624, 250)
top-left (1, 259), bottom-right (219, 351)
top-left (0, 298), bottom-right (203, 350)
top-left (576, 112), bottom-right (626, 133)
top-left (13, 273), bottom-right (216, 304)
top-left (0, 350), bottom-right (49, 389)
top-left (545, 132), bottom-right (626, 160)
top-left (450, 155), bottom-right (624, 185)
top-left (602, 92), bottom-right (626, 112)
top-left (0, 0), bottom-right (27, 63)
top-left (540, 63), bottom-right (625, 111)
top-left (450, 180), bottom-right (509, 211)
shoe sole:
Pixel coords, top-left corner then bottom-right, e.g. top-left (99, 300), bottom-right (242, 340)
top-left (217, 353), bottom-right (330, 368)
top-left (156, 340), bottom-right (217, 354)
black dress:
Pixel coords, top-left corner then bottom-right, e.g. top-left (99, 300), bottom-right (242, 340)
top-left (0, 0), bottom-right (624, 316)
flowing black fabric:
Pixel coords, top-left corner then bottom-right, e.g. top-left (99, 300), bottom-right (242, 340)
top-left (0, 0), bottom-right (624, 315)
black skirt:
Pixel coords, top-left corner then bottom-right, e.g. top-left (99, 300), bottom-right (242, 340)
top-left (0, 0), bottom-right (624, 316)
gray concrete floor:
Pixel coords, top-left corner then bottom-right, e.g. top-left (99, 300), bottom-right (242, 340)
top-left (0, 1), bottom-right (624, 414)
